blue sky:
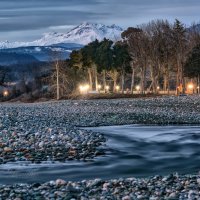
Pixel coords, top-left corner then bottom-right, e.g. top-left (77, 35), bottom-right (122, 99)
top-left (0, 0), bottom-right (200, 42)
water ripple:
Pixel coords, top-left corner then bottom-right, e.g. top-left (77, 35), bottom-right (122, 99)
top-left (0, 125), bottom-right (200, 184)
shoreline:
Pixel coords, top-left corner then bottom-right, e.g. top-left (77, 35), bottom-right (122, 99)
top-left (2, 95), bottom-right (200, 125)
top-left (0, 174), bottom-right (199, 199)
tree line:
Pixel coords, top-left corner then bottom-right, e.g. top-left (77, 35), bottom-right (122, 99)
top-left (62, 19), bottom-right (200, 97)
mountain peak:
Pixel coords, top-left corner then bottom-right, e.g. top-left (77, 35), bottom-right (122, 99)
top-left (0, 22), bottom-right (124, 49)
top-left (64, 22), bottom-right (123, 45)
top-left (78, 22), bottom-right (104, 27)
top-left (79, 22), bottom-right (96, 27)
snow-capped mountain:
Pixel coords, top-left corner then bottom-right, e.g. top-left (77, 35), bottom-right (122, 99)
top-left (0, 22), bottom-right (123, 49)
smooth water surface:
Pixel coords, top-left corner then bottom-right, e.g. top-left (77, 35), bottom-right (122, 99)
top-left (1, 125), bottom-right (200, 184)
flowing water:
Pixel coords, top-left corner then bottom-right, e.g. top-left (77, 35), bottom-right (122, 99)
top-left (1, 125), bottom-right (200, 184)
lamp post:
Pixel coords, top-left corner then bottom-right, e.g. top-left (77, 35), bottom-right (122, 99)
top-left (97, 85), bottom-right (102, 92)
top-left (79, 84), bottom-right (89, 95)
top-left (187, 83), bottom-right (194, 94)
top-left (3, 90), bottom-right (9, 97)
top-left (115, 85), bottom-right (120, 93)
top-left (105, 85), bottom-right (110, 93)
top-left (136, 85), bottom-right (140, 94)
top-left (157, 86), bottom-right (160, 94)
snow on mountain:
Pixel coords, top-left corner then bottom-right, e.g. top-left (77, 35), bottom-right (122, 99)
top-left (0, 41), bottom-right (30, 49)
top-left (0, 22), bottom-right (123, 49)
top-left (59, 22), bottom-right (123, 45)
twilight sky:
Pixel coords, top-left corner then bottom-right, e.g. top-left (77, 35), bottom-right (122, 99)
top-left (0, 0), bottom-right (200, 42)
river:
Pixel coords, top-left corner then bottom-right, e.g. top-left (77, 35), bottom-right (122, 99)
top-left (0, 125), bottom-right (200, 184)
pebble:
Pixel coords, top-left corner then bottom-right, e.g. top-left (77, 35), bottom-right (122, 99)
top-left (0, 127), bottom-right (105, 164)
top-left (3, 147), bottom-right (13, 152)
top-left (0, 175), bottom-right (199, 199)
top-left (55, 179), bottom-right (66, 186)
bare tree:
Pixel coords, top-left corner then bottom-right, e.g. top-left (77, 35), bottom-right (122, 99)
top-left (49, 52), bottom-right (69, 100)
top-left (148, 20), bottom-right (174, 93)
top-left (107, 69), bottom-right (119, 92)
top-left (143, 21), bottom-right (162, 93)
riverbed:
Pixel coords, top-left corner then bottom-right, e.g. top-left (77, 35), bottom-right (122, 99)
top-left (0, 125), bottom-right (200, 185)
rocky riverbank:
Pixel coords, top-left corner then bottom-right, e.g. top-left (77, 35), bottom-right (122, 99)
top-left (0, 128), bottom-right (105, 164)
top-left (1, 95), bottom-right (200, 128)
top-left (0, 95), bottom-right (200, 199)
top-left (0, 174), bottom-right (200, 199)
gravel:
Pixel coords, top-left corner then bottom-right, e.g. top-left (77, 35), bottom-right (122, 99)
top-left (0, 128), bottom-right (105, 164)
top-left (1, 95), bottom-right (200, 199)
top-left (1, 95), bottom-right (200, 128)
top-left (0, 174), bottom-right (200, 199)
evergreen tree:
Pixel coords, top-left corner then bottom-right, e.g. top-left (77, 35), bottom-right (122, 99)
top-left (95, 39), bottom-right (114, 92)
top-left (81, 40), bottom-right (100, 90)
top-left (172, 19), bottom-right (187, 94)
top-left (184, 44), bottom-right (200, 78)
top-left (113, 41), bottom-right (131, 93)
top-left (69, 50), bottom-right (83, 70)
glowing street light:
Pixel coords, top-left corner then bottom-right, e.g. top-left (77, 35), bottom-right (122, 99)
top-left (115, 85), bottom-right (120, 92)
top-left (105, 85), bottom-right (110, 92)
top-left (79, 84), bottom-right (90, 94)
top-left (85, 84), bottom-right (90, 90)
top-left (187, 83), bottom-right (194, 94)
top-left (3, 90), bottom-right (9, 97)
top-left (97, 85), bottom-right (102, 90)
top-left (197, 86), bottom-right (200, 94)
top-left (79, 85), bottom-right (84, 92)
top-left (157, 86), bottom-right (160, 90)
top-left (187, 83), bottom-right (194, 90)
top-left (136, 85), bottom-right (140, 91)
top-left (136, 85), bottom-right (140, 94)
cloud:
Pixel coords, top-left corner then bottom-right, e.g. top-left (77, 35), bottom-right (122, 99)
top-left (48, 25), bottom-right (76, 30)
top-left (0, 10), bottom-right (100, 32)
top-left (0, 0), bottom-right (199, 41)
